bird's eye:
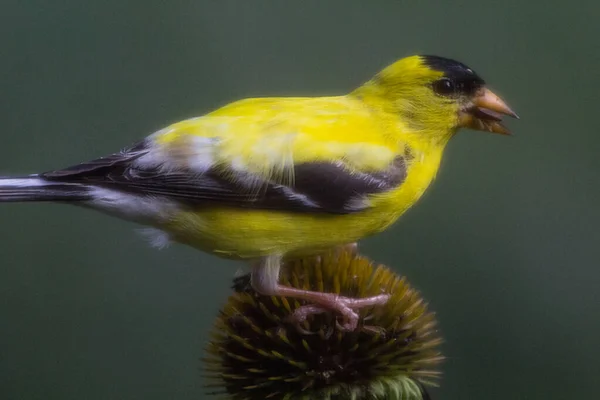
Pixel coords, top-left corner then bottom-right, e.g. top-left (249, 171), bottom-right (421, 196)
top-left (432, 78), bottom-right (456, 96)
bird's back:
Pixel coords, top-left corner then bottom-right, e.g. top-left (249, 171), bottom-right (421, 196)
top-left (152, 95), bottom-right (402, 177)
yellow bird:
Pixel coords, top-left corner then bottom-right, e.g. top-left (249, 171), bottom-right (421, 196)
top-left (0, 55), bottom-right (517, 330)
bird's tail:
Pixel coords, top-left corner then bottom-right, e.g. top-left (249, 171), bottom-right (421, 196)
top-left (0, 175), bottom-right (93, 202)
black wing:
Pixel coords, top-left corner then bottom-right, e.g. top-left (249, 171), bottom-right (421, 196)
top-left (41, 142), bottom-right (409, 215)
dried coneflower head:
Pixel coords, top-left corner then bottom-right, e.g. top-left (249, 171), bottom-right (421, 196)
top-left (204, 250), bottom-right (443, 400)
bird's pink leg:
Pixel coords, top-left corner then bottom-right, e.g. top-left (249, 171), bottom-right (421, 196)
top-left (250, 253), bottom-right (389, 331)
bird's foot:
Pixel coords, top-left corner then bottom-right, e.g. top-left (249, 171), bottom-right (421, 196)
top-left (277, 286), bottom-right (390, 331)
top-left (250, 253), bottom-right (388, 334)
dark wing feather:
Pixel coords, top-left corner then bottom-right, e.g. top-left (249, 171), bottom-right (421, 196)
top-left (42, 143), bottom-right (408, 214)
top-left (291, 159), bottom-right (407, 212)
top-left (41, 141), bottom-right (148, 179)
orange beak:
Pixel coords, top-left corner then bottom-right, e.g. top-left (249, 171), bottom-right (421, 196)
top-left (458, 88), bottom-right (519, 135)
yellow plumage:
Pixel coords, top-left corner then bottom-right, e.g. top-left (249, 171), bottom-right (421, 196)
top-left (162, 95), bottom-right (446, 258)
top-left (153, 56), bottom-right (456, 258)
top-left (0, 54), bottom-right (517, 330)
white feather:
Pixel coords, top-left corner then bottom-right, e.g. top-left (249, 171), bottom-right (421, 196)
top-left (136, 227), bottom-right (172, 249)
top-left (0, 177), bottom-right (46, 188)
top-left (279, 186), bottom-right (319, 208)
top-left (87, 187), bottom-right (178, 223)
top-left (186, 136), bottom-right (217, 173)
top-left (133, 134), bottom-right (218, 175)
top-left (133, 147), bottom-right (169, 170)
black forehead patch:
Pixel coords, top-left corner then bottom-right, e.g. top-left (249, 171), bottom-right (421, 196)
top-left (421, 55), bottom-right (485, 82)
top-left (421, 55), bottom-right (485, 94)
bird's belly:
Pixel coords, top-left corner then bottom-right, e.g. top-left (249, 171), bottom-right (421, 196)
top-left (166, 209), bottom-right (387, 259)
top-left (163, 158), bottom-right (439, 260)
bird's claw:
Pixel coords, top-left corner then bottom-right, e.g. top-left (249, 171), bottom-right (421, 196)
top-left (289, 293), bottom-right (390, 332)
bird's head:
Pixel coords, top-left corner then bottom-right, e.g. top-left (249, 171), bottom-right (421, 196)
top-left (353, 55), bottom-right (518, 140)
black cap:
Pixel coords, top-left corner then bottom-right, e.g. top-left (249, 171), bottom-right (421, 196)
top-left (421, 55), bottom-right (485, 96)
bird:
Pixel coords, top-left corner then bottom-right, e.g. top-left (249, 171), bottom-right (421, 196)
top-left (0, 55), bottom-right (517, 331)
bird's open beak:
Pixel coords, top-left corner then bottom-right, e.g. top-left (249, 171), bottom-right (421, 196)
top-left (459, 88), bottom-right (519, 135)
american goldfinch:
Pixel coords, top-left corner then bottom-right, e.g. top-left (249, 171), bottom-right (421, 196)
top-left (0, 55), bottom-right (517, 330)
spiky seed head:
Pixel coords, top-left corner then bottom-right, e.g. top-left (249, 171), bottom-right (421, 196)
top-left (204, 250), bottom-right (443, 400)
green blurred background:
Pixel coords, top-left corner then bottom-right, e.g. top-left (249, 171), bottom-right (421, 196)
top-left (0, 1), bottom-right (598, 399)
